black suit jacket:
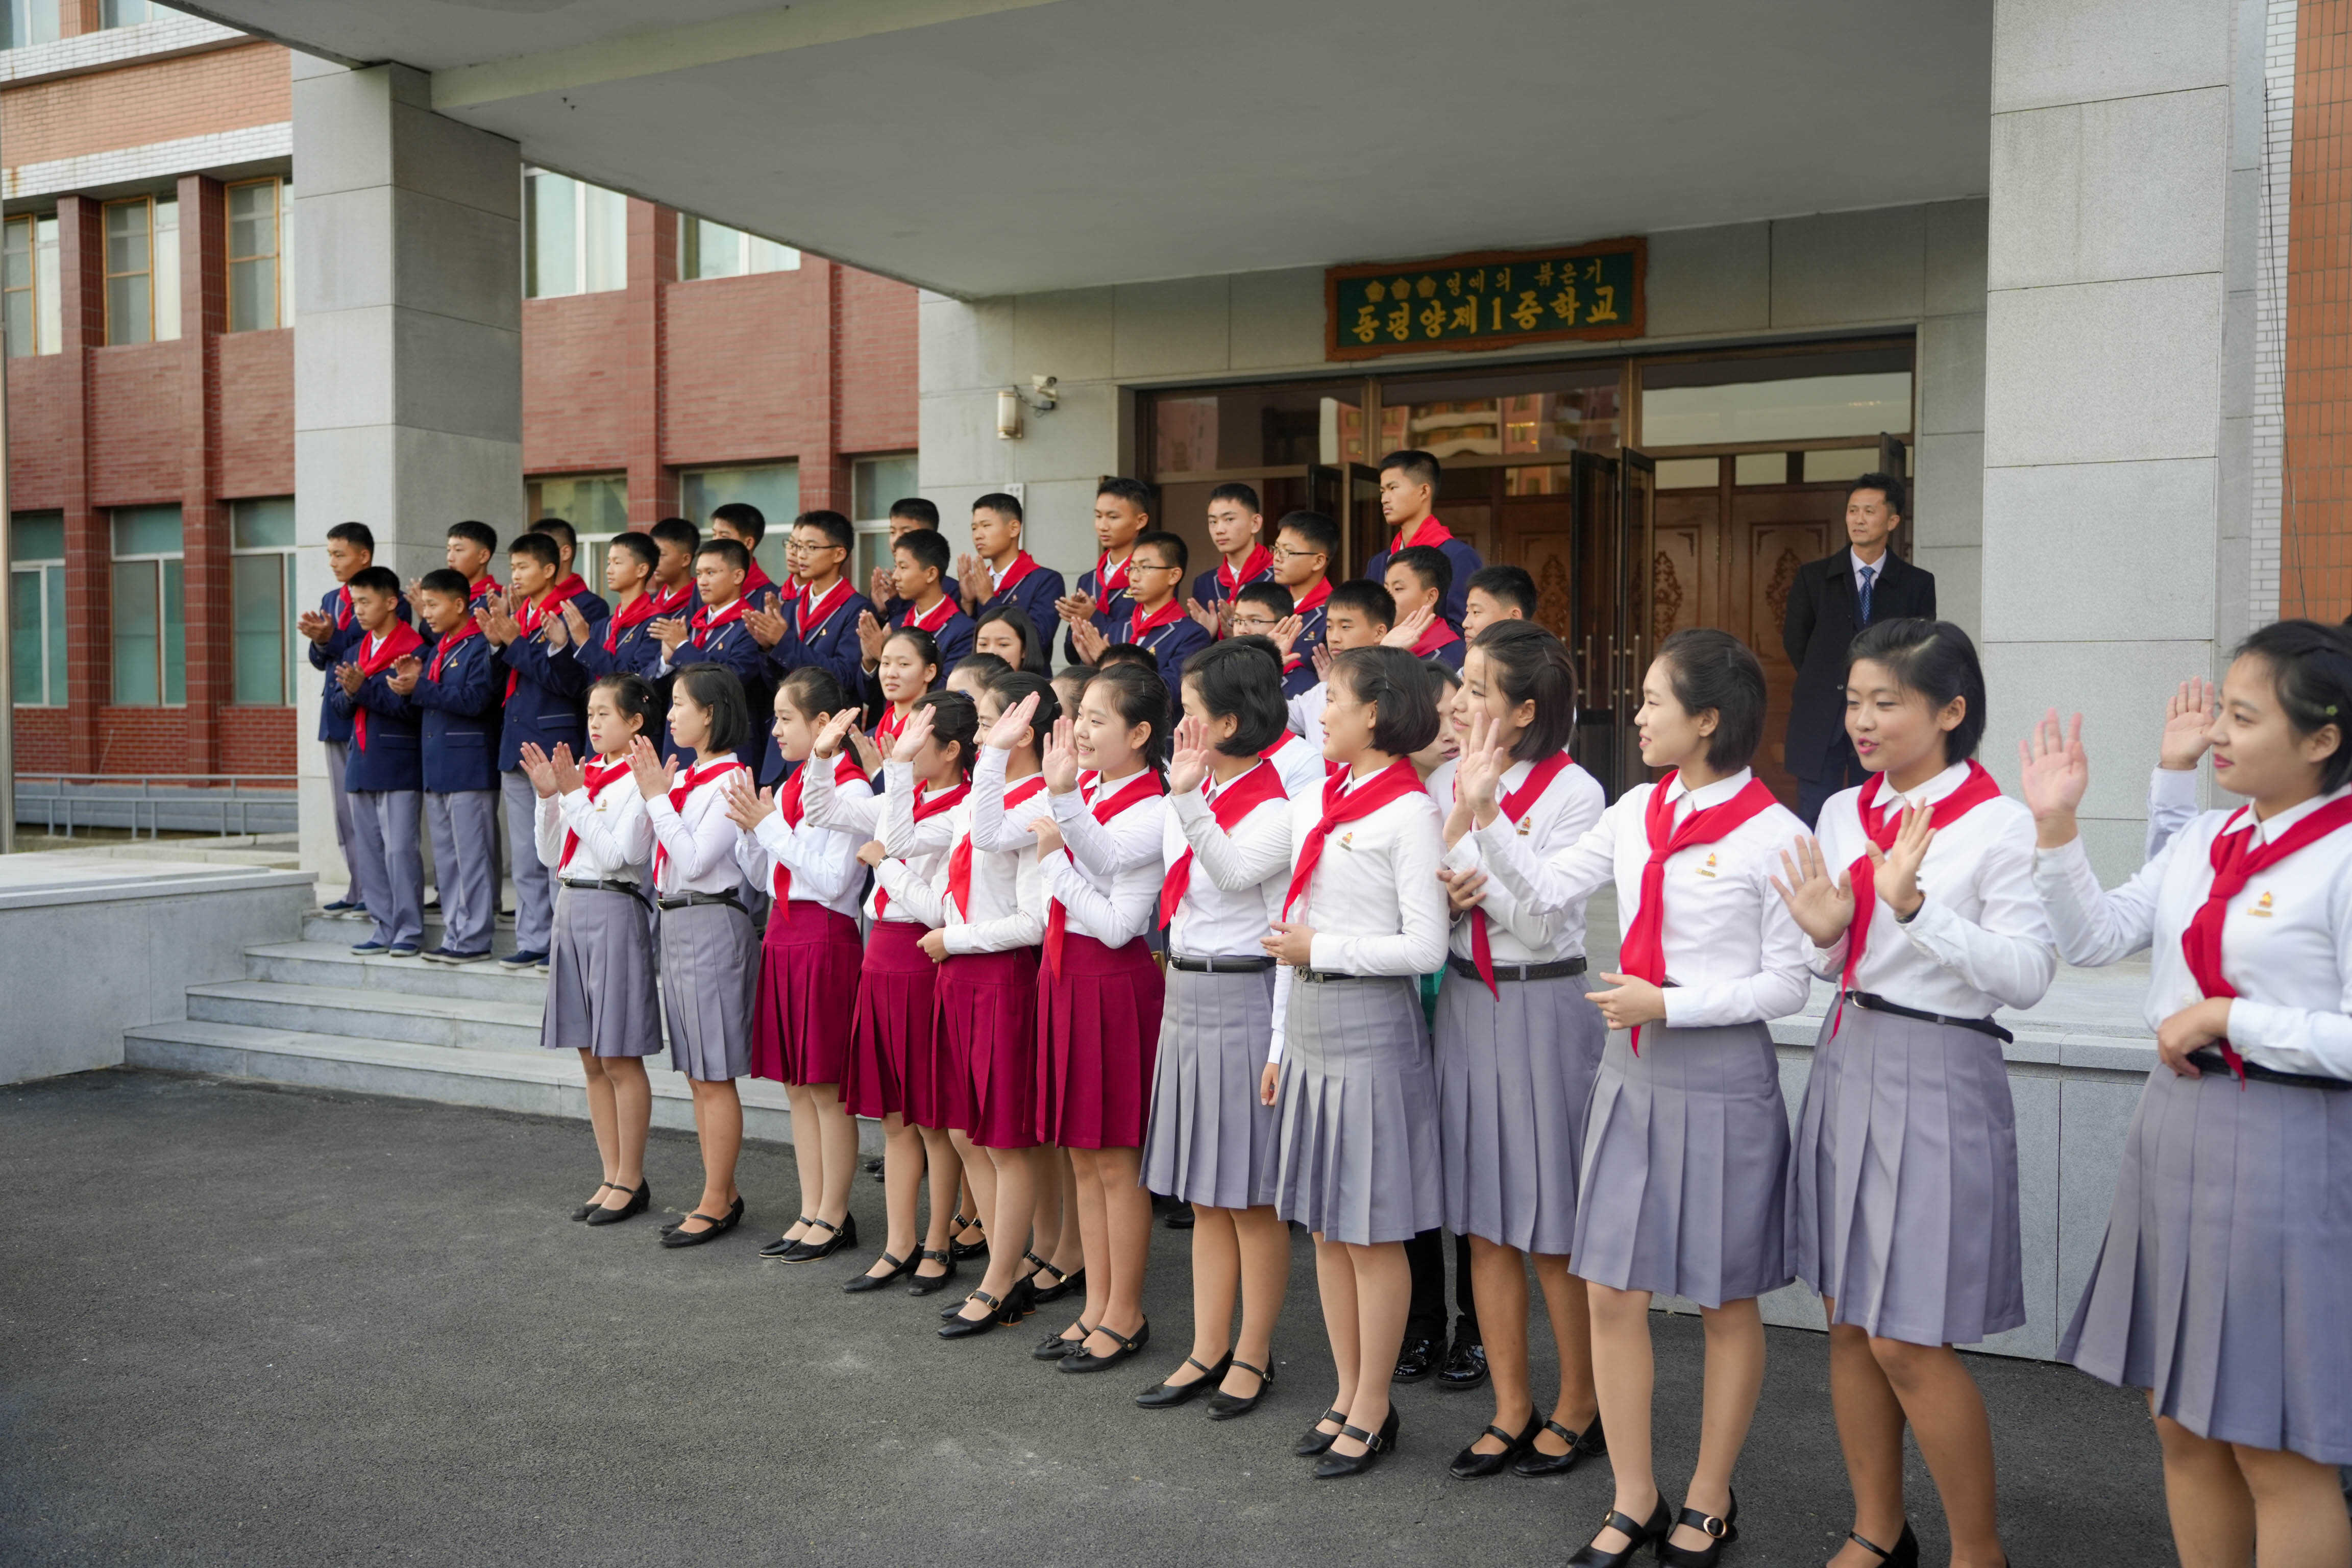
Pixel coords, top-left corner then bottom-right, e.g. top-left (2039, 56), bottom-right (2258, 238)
top-left (1780, 548), bottom-right (1936, 781)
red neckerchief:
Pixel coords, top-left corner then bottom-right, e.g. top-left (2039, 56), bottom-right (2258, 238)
top-left (690, 597), bottom-right (744, 649)
top-left (1411, 617), bottom-right (1462, 658)
top-left (874, 776), bottom-right (971, 918)
top-left (426, 619), bottom-right (482, 682)
top-left (1389, 516), bottom-right (1454, 554)
top-left (468, 577), bottom-right (500, 603)
top-left (770, 754), bottom-right (868, 900)
top-left (1124, 598), bottom-right (1188, 641)
top-left (947, 774), bottom-right (1046, 920)
top-left (992, 552), bottom-right (1040, 596)
top-left (333, 584), bottom-right (356, 630)
top-left (559, 756), bottom-right (635, 872)
top-left (742, 560), bottom-right (777, 601)
top-left (652, 757), bottom-right (747, 886)
top-left (501, 589), bottom-right (562, 702)
top-left (797, 576), bottom-right (853, 639)
top-left (2182, 792), bottom-right (2352, 1082)
top-left (1283, 579), bottom-right (1332, 672)
top-left (902, 594), bottom-right (955, 635)
top-left (1044, 769), bottom-right (1164, 973)
top-left (1834, 762), bottom-right (2003, 1030)
top-left (602, 589), bottom-right (662, 651)
top-left (1160, 760), bottom-right (1286, 928)
top-left (350, 622), bottom-right (425, 750)
top-left (1459, 752), bottom-right (1574, 993)
top-left (645, 580), bottom-right (694, 618)
top-left (876, 704), bottom-right (912, 747)
top-left (1616, 770), bottom-right (1779, 1051)
top-left (1281, 756), bottom-right (1425, 921)
top-left (1217, 544), bottom-right (1274, 596)
top-left (549, 573), bottom-right (587, 602)
top-left (1093, 549), bottom-right (1134, 601)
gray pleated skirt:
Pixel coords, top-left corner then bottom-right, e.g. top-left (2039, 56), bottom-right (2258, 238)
top-left (1789, 1006), bottom-right (2024, 1346)
top-left (1435, 971), bottom-right (1607, 1255)
top-left (541, 884), bottom-right (662, 1059)
top-left (656, 899), bottom-right (757, 1083)
top-left (1142, 964), bottom-right (1279, 1210)
top-left (2061, 1064), bottom-right (2352, 1464)
top-left (1269, 974), bottom-right (1442, 1246)
top-left (1574, 1021), bottom-right (1793, 1309)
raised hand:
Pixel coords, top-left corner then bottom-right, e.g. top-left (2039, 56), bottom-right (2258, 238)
top-left (984, 691), bottom-right (1040, 753)
top-left (1453, 708), bottom-right (1512, 824)
top-left (743, 601), bottom-right (788, 650)
top-left (867, 565), bottom-right (894, 610)
top-left (1069, 619), bottom-right (1110, 664)
top-left (541, 611), bottom-right (570, 651)
top-left (2018, 708), bottom-right (2089, 847)
top-left (723, 771), bottom-right (777, 832)
top-left (891, 700), bottom-right (936, 764)
top-left (1167, 715), bottom-right (1213, 796)
top-left (1268, 615), bottom-right (1304, 662)
top-left (854, 608), bottom-right (888, 666)
top-left (1771, 834), bottom-right (1856, 949)
top-left (297, 608), bottom-right (335, 645)
top-left (812, 707), bottom-right (860, 760)
top-left (846, 727), bottom-right (884, 776)
top-left (517, 741), bottom-right (559, 799)
top-left (1310, 643), bottom-right (1334, 684)
top-left (2159, 677), bottom-right (2218, 771)
top-left (1382, 603), bottom-right (1435, 651)
top-left (548, 742), bottom-right (585, 797)
top-left (628, 734), bottom-right (678, 801)
top-left (1868, 802), bottom-right (1934, 919)
top-left (1040, 715), bottom-right (1082, 794)
top-left (1184, 597), bottom-right (1220, 638)
top-left (956, 553), bottom-right (987, 609)
top-left (651, 616), bottom-right (690, 653)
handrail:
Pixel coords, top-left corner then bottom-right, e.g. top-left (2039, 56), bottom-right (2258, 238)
top-left (15, 773), bottom-right (297, 787)
top-left (14, 774), bottom-right (301, 840)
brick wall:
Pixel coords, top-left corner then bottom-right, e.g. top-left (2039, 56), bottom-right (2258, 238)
top-left (2, 41), bottom-right (287, 165)
top-left (217, 326), bottom-right (291, 499)
top-left (2282, 0), bottom-right (2352, 621)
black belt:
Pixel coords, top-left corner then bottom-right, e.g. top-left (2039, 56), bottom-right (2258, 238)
top-left (2188, 1047), bottom-right (2352, 1092)
top-left (1169, 954), bottom-right (1277, 973)
top-left (1295, 969), bottom-right (1392, 985)
top-left (1844, 990), bottom-right (2013, 1044)
top-left (656, 889), bottom-right (747, 913)
top-left (1447, 954), bottom-right (1586, 984)
top-left (562, 877), bottom-right (642, 897)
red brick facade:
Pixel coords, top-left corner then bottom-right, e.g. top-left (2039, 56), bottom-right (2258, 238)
top-left (2283, 0), bottom-right (2352, 622)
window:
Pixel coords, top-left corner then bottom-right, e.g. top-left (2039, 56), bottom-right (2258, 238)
top-left (11, 512), bottom-right (66, 707)
top-left (679, 217), bottom-right (799, 281)
top-left (227, 179), bottom-right (286, 333)
top-left (850, 453), bottom-right (920, 590)
top-left (102, 1), bottom-right (169, 26)
top-left (229, 498), bottom-right (297, 705)
top-left (4, 213), bottom-right (60, 357)
top-left (2, 1), bottom-right (61, 48)
top-left (111, 505), bottom-right (184, 706)
top-left (524, 169), bottom-right (626, 299)
top-left (679, 462), bottom-right (797, 585)
top-left (1638, 348), bottom-right (1913, 447)
top-left (103, 194), bottom-right (179, 345)
top-left (524, 474), bottom-right (628, 593)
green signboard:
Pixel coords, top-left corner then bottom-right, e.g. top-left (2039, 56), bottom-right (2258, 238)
top-left (1326, 238), bottom-right (1645, 360)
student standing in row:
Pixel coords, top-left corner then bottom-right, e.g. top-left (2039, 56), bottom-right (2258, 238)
top-left (1270, 510), bottom-right (1338, 699)
top-left (444, 519), bottom-right (501, 603)
top-left (958, 492), bottom-right (1065, 631)
top-left (1462, 628), bottom-right (1807, 1565)
top-left (329, 567), bottom-right (427, 958)
top-left (1774, 619), bottom-right (2053, 1568)
top-left (1366, 450), bottom-right (1481, 631)
top-left (557, 533), bottom-right (667, 686)
top-left (1072, 530), bottom-right (1211, 706)
top-left (1185, 482), bottom-right (1274, 638)
top-left (2025, 621), bottom-right (2352, 1568)
top-left (1288, 581), bottom-right (1395, 754)
top-left (298, 521), bottom-right (396, 916)
top-left (1461, 565), bottom-right (1536, 638)
top-left (399, 569), bottom-right (502, 965)
top-left (656, 540), bottom-right (767, 765)
top-left (1384, 547), bottom-right (1464, 672)
top-left (859, 528), bottom-right (973, 689)
top-left (1058, 478), bottom-right (1153, 664)
top-left (870, 499), bottom-right (959, 620)
top-left (708, 502), bottom-right (785, 613)
top-left (768, 511), bottom-right (872, 696)
top-left (646, 517), bottom-right (702, 618)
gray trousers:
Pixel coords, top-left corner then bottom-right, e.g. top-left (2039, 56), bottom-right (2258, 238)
top-left (349, 790), bottom-right (424, 947)
top-left (323, 741), bottom-right (362, 888)
top-left (501, 770), bottom-right (554, 954)
top-left (424, 789), bottom-right (499, 954)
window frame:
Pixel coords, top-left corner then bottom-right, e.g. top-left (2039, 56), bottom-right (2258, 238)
top-left (227, 497), bottom-right (298, 707)
top-left (225, 177), bottom-right (284, 334)
top-left (523, 473), bottom-right (630, 594)
top-left (848, 452), bottom-right (921, 592)
top-left (678, 215), bottom-right (801, 282)
top-left (523, 167), bottom-right (627, 300)
top-left (109, 505), bottom-right (186, 708)
top-left (100, 192), bottom-right (178, 346)
top-left (10, 511), bottom-right (66, 708)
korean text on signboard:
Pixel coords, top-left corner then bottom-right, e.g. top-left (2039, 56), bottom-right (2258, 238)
top-left (1325, 239), bottom-right (1645, 360)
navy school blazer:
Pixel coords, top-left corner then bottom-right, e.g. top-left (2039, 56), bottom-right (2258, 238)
top-left (308, 586), bottom-right (411, 745)
top-left (663, 614), bottom-right (769, 767)
top-left (1109, 609), bottom-right (1213, 710)
top-left (327, 655), bottom-right (423, 794)
top-left (969, 562), bottom-right (1065, 637)
top-left (1059, 561), bottom-right (1136, 666)
top-left (1365, 532), bottom-right (1482, 632)
top-left (409, 631), bottom-right (502, 795)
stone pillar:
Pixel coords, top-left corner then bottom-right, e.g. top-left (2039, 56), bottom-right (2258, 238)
top-left (1981, 0), bottom-right (2246, 879)
top-left (290, 57), bottom-right (522, 878)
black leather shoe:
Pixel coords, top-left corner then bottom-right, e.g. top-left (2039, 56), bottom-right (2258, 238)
top-left (1512, 1413), bottom-right (1605, 1477)
top-left (1391, 1335), bottom-right (1440, 1384)
top-left (1059, 1319), bottom-right (1149, 1374)
top-left (948, 1213), bottom-right (988, 1262)
top-left (1293, 1406), bottom-right (1348, 1456)
top-left (572, 1182), bottom-right (618, 1221)
top-left (1027, 1256), bottom-right (1082, 1304)
top-left (1205, 1358), bottom-right (1273, 1420)
top-left (1163, 1205), bottom-right (1194, 1230)
top-left (906, 1248), bottom-right (957, 1296)
top-left (1033, 1322), bottom-right (1094, 1361)
top-left (1135, 1351), bottom-right (1230, 1409)
top-left (939, 1287), bottom-right (1008, 1339)
top-left (842, 1248), bottom-right (918, 1293)
top-left (658, 1195), bottom-right (742, 1247)
top-left (1566, 1497), bottom-right (1673, 1567)
top-left (760, 1215), bottom-right (815, 1257)
top-left (1438, 1336), bottom-right (1489, 1390)
top-left (1656, 1491), bottom-right (1738, 1568)
top-left (584, 1181), bottom-right (648, 1227)
top-left (782, 1213), bottom-right (857, 1262)
top-left (1844, 1521), bottom-right (1918, 1567)
top-left (1449, 1412), bottom-right (1540, 1478)
top-left (1312, 1405), bottom-right (1399, 1479)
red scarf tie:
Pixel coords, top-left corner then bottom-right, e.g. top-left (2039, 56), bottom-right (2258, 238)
top-left (501, 590), bottom-right (560, 701)
top-left (1615, 770), bottom-right (1780, 1051)
top-left (559, 756), bottom-right (635, 872)
top-left (468, 577), bottom-right (501, 604)
top-left (902, 594), bottom-right (955, 636)
top-left (1216, 544), bottom-right (1273, 598)
top-left (426, 618), bottom-right (482, 683)
top-left (1834, 762), bottom-right (2004, 1028)
top-left (2181, 793), bottom-right (2352, 1081)
top-left (992, 552), bottom-right (1040, 597)
top-left (1284, 579), bottom-right (1332, 672)
top-left (652, 758), bottom-right (747, 886)
top-left (602, 588), bottom-right (664, 652)
top-left (1280, 756), bottom-right (1427, 922)
top-left (1159, 760), bottom-right (1287, 929)
top-left (769, 754), bottom-right (868, 901)
top-left (333, 584), bottom-right (356, 630)
top-left (872, 777), bottom-right (971, 918)
top-left (349, 622), bottom-right (425, 750)
top-left (1124, 598), bottom-right (1188, 642)
top-left (742, 560), bottom-right (777, 602)
top-left (1093, 550), bottom-right (1134, 602)
top-left (1461, 752), bottom-right (1574, 993)
top-left (1044, 769), bottom-right (1165, 973)
top-left (876, 704), bottom-right (912, 747)
top-left (1389, 516), bottom-right (1454, 554)
top-left (946, 775), bottom-right (1047, 920)
top-left (1411, 618), bottom-right (1462, 658)
top-left (796, 577), bottom-right (854, 639)
top-left (645, 580), bottom-right (694, 618)
top-left (690, 597), bottom-right (744, 649)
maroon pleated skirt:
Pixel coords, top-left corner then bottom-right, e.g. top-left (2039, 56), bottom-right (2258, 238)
top-left (941, 947), bottom-right (1041, 1148)
top-left (749, 899), bottom-right (864, 1087)
top-left (1036, 934), bottom-right (1163, 1149)
top-left (845, 919), bottom-right (944, 1122)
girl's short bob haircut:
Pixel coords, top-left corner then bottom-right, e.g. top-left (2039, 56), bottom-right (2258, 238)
top-left (1473, 620), bottom-right (1579, 762)
top-left (1183, 639), bottom-right (1288, 757)
top-left (590, 672), bottom-right (657, 738)
top-left (672, 664), bottom-right (753, 756)
top-left (1845, 617), bottom-right (1989, 763)
top-left (1333, 645), bottom-right (1441, 760)
top-left (1655, 627), bottom-right (1765, 773)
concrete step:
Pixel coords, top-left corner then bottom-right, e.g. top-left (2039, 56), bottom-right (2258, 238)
top-left (244, 941), bottom-right (549, 1004)
top-left (186, 978), bottom-right (547, 1054)
top-left (301, 910), bottom-right (524, 957)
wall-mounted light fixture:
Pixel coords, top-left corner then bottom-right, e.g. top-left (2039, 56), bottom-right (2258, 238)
top-left (996, 375), bottom-right (1060, 440)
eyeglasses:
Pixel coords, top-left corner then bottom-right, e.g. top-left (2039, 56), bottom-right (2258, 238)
top-left (1272, 546), bottom-right (1324, 561)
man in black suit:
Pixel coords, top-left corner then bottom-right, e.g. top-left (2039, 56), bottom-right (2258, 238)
top-left (1780, 472), bottom-right (1935, 826)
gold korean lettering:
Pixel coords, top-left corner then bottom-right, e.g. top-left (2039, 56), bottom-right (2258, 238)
top-left (1551, 286), bottom-right (1579, 323)
top-left (1511, 290), bottom-right (1542, 330)
top-left (1587, 258), bottom-right (1603, 282)
top-left (1467, 268), bottom-right (1485, 292)
top-left (1449, 300), bottom-right (1478, 332)
top-left (1387, 303), bottom-right (1411, 340)
top-left (1587, 284), bottom-right (1620, 323)
top-left (1446, 271), bottom-right (1461, 296)
top-left (1419, 299), bottom-right (1447, 337)
top-left (1497, 265), bottom-right (1512, 290)
top-left (1536, 261), bottom-right (1554, 286)
top-left (1364, 279), bottom-right (1386, 303)
top-left (1353, 304), bottom-right (1380, 343)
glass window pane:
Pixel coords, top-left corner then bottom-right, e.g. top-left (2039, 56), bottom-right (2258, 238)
top-left (1147, 381), bottom-right (1368, 473)
top-left (112, 561), bottom-right (159, 705)
top-left (230, 496), bottom-right (295, 550)
top-left (679, 463), bottom-right (797, 583)
top-left (45, 564), bottom-right (65, 706)
top-left (284, 554), bottom-right (300, 705)
top-left (18, 0), bottom-right (62, 46)
top-left (163, 559), bottom-right (185, 704)
top-left (232, 552), bottom-right (286, 704)
top-left (1654, 457), bottom-right (1721, 489)
top-left (746, 234), bottom-right (799, 274)
top-left (152, 197), bottom-right (179, 340)
top-left (10, 570), bottom-right (40, 706)
top-left (278, 185), bottom-right (295, 330)
top-left (4, 215), bottom-right (29, 289)
top-left (1639, 348), bottom-right (1914, 446)
top-left (525, 172), bottom-right (578, 299)
top-left (692, 219), bottom-right (742, 279)
top-left (851, 455), bottom-right (921, 522)
top-left (583, 185), bottom-right (627, 293)
top-left (1734, 452), bottom-right (1790, 485)
top-left (228, 181), bottom-right (276, 261)
top-left (1800, 447), bottom-right (1884, 484)
top-left (229, 256), bottom-right (277, 332)
top-left (35, 215), bottom-right (59, 355)
top-left (112, 504), bottom-right (182, 557)
top-left (13, 511), bottom-right (64, 561)
top-left (106, 274), bottom-right (150, 345)
top-left (104, 200), bottom-right (148, 275)
top-left (102, 0), bottom-right (153, 26)
top-left (5, 286), bottom-right (29, 360)
top-left (529, 474), bottom-right (628, 535)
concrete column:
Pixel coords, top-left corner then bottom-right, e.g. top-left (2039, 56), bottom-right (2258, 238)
top-left (178, 174), bottom-right (228, 777)
top-left (1981, 0), bottom-right (2246, 879)
top-left (623, 200), bottom-right (677, 529)
top-left (290, 58), bottom-right (522, 877)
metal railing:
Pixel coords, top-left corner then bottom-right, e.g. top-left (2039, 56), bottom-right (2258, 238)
top-left (13, 774), bottom-right (299, 839)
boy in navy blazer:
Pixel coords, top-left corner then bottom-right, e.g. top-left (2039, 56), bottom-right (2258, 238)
top-left (397, 569), bottom-right (501, 964)
top-left (854, 527), bottom-right (973, 717)
top-left (1383, 546), bottom-right (1465, 672)
top-left (1185, 482), bottom-right (1275, 636)
top-left (297, 521), bottom-right (406, 915)
top-left (555, 531), bottom-right (665, 689)
top-left (1270, 509), bottom-right (1339, 699)
top-left (1079, 529), bottom-right (1210, 707)
top-left (868, 498), bottom-right (960, 621)
top-left (483, 533), bottom-right (590, 971)
top-left (1056, 476), bottom-right (1150, 664)
top-left (755, 510), bottom-right (870, 782)
top-left (656, 537), bottom-right (770, 767)
top-left (327, 567), bottom-right (427, 957)
top-left (955, 492), bottom-right (1063, 631)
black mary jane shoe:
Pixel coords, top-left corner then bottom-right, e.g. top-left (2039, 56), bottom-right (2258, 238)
top-left (1312, 1405), bottom-right (1400, 1480)
top-left (584, 1181), bottom-right (649, 1228)
top-left (939, 1288), bottom-right (1008, 1339)
top-left (842, 1248), bottom-right (919, 1293)
top-left (947, 1213), bottom-right (989, 1263)
top-left (1204, 1358), bottom-right (1274, 1420)
top-left (1033, 1322), bottom-right (1094, 1361)
top-left (1135, 1351), bottom-right (1231, 1409)
top-left (1512, 1413), bottom-right (1605, 1477)
top-left (1844, 1522), bottom-right (1918, 1567)
top-left (1656, 1491), bottom-right (1738, 1568)
top-left (1058, 1319), bottom-right (1150, 1374)
top-left (572, 1183), bottom-right (618, 1221)
top-left (783, 1213), bottom-right (857, 1263)
top-left (759, 1215), bottom-right (815, 1258)
top-left (1026, 1255), bottom-right (1082, 1304)
top-left (658, 1195), bottom-right (743, 1248)
top-left (1293, 1406), bottom-right (1348, 1457)
top-left (906, 1248), bottom-right (957, 1296)
top-left (1565, 1497), bottom-right (1673, 1568)
top-left (1449, 1411), bottom-right (1540, 1479)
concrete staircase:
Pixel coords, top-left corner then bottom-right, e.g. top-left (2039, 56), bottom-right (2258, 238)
top-left (123, 906), bottom-right (802, 1141)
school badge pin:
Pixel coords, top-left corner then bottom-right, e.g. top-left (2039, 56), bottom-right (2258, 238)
top-left (1340, 831), bottom-right (1355, 850)
top-left (1697, 852), bottom-right (1719, 879)
top-left (2250, 891), bottom-right (2275, 918)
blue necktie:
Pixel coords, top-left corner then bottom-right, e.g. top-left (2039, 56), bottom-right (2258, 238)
top-left (1858, 565), bottom-right (1876, 626)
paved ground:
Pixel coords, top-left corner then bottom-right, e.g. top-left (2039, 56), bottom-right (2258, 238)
top-left (1, 1070), bottom-right (2173, 1567)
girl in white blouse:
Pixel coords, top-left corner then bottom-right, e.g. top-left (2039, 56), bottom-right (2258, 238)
top-left (1772, 619), bottom-right (2054, 1568)
top-left (724, 667), bottom-right (873, 1265)
top-left (629, 664), bottom-right (758, 1248)
top-left (526, 673), bottom-right (659, 1227)
top-left (1459, 627), bottom-right (1807, 1567)
top-left (2023, 619), bottom-right (2352, 1568)
top-left (1265, 645), bottom-right (1450, 1480)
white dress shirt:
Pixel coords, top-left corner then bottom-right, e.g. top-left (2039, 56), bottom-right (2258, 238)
top-left (2035, 786), bottom-right (2352, 1080)
top-left (1806, 762), bottom-right (2056, 1016)
top-left (1166, 763), bottom-right (1292, 959)
top-left (644, 752), bottom-right (751, 897)
top-left (1288, 767), bottom-right (1450, 978)
top-left (1263, 730), bottom-right (1326, 799)
top-left (732, 770), bottom-right (871, 922)
top-left (1851, 548), bottom-right (1888, 601)
top-left (1478, 768), bottom-right (1811, 1028)
top-left (873, 793), bottom-right (1047, 954)
top-left (2147, 765), bottom-right (2202, 861)
top-left (1040, 767), bottom-right (1167, 948)
top-left (535, 766), bottom-right (651, 880)
top-left (802, 751), bottom-right (956, 924)
top-left (969, 745), bottom-right (1058, 852)
top-left (1438, 754), bottom-right (1606, 965)
top-left (1286, 681), bottom-right (1328, 750)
